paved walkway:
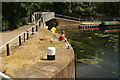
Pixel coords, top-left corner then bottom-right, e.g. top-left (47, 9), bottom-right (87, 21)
top-left (54, 17), bottom-right (101, 28)
top-left (2, 29), bottom-right (75, 78)
top-left (0, 24), bottom-right (35, 47)
top-left (15, 47), bottom-right (75, 78)
top-left (0, 17), bottom-right (101, 47)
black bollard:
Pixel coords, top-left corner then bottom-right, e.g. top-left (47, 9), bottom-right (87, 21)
top-left (6, 44), bottom-right (10, 56)
top-left (19, 36), bottom-right (22, 46)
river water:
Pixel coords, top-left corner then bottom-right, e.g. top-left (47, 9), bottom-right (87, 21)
top-left (76, 32), bottom-right (118, 78)
top-left (57, 24), bottom-right (119, 78)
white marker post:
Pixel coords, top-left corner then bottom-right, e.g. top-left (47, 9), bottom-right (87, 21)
top-left (47, 47), bottom-right (56, 60)
top-left (0, 72), bottom-right (13, 80)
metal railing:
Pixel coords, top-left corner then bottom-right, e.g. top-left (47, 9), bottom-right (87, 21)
top-left (0, 12), bottom-right (55, 79)
top-left (42, 12), bottom-right (55, 23)
top-left (0, 17), bottom-right (41, 56)
top-left (34, 12), bottom-right (42, 21)
top-left (55, 14), bottom-right (80, 21)
top-left (0, 72), bottom-right (13, 80)
top-left (0, 12), bottom-right (55, 56)
top-left (34, 12), bottom-right (55, 23)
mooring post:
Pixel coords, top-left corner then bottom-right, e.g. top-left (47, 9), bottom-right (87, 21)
top-left (36, 25), bottom-right (38, 32)
top-left (27, 31), bottom-right (29, 40)
top-left (32, 27), bottom-right (34, 35)
top-left (19, 36), bottom-right (22, 46)
top-left (24, 32), bottom-right (25, 42)
top-left (6, 43), bottom-right (10, 56)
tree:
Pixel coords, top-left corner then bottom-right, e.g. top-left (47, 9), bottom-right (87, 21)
top-left (2, 2), bottom-right (37, 30)
top-left (95, 2), bottom-right (120, 17)
top-left (2, 2), bottom-right (119, 31)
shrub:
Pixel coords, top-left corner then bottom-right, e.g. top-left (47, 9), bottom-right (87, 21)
top-left (2, 20), bottom-right (9, 31)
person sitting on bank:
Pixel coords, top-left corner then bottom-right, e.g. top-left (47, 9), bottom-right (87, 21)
top-left (51, 27), bottom-right (56, 33)
top-left (59, 31), bottom-right (67, 41)
top-left (32, 12), bottom-right (35, 24)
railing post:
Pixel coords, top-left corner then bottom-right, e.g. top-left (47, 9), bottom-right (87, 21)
top-left (75, 55), bottom-right (77, 80)
top-left (27, 31), bottom-right (29, 40)
top-left (39, 21), bottom-right (41, 27)
top-left (38, 14), bottom-right (40, 19)
top-left (30, 13), bottom-right (32, 23)
top-left (24, 32), bottom-right (25, 42)
top-left (19, 36), bottom-right (22, 46)
top-left (43, 23), bottom-right (45, 28)
top-left (36, 25), bottom-right (38, 32)
top-left (6, 44), bottom-right (10, 56)
top-left (37, 14), bottom-right (38, 20)
top-left (37, 13), bottom-right (39, 21)
top-left (0, 72), bottom-right (13, 79)
top-left (35, 14), bottom-right (37, 21)
top-left (32, 27), bottom-right (34, 35)
top-left (35, 13), bottom-right (37, 20)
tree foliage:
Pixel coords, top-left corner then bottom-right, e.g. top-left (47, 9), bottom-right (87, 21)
top-left (2, 2), bottom-right (119, 31)
top-left (2, 2), bottom-right (40, 30)
top-left (95, 2), bottom-right (120, 17)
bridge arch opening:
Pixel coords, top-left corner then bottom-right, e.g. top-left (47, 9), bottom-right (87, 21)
top-left (46, 19), bottom-right (59, 30)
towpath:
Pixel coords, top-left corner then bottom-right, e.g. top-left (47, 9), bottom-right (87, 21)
top-left (0, 24), bottom-right (34, 47)
top-left (0, 17), bottom-right (101, 47)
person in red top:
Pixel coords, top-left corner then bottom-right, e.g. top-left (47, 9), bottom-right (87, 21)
top-left (59, 31), bottom-right (66, 41)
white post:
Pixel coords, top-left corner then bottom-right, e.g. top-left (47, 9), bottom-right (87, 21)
top-left (47, 47), bottom-right (56, 60)
top-left (0, 72), bottom-right (13, 80)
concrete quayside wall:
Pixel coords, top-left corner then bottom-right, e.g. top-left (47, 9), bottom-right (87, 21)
top-left (14, 42), bottom-right (75, 79)
top-left (1, 30), bottom-right (75, 79)
top-left (1, 16), bottom-right (76, 79)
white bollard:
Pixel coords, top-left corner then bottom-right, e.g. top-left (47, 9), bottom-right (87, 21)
top-left (47, 47), bottom-right (56, 60)
top-left (0, 72), bottom-right (13, 80)
top-left (50, 38), bottom-right (53, 43)
top-left (66, 44), bottom-right (71, 49)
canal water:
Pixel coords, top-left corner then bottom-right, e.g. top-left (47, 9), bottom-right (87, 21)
top-left (76, 31), bottom-right (118, 78)
top-left (57, 24), bottom-right (119, 78)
